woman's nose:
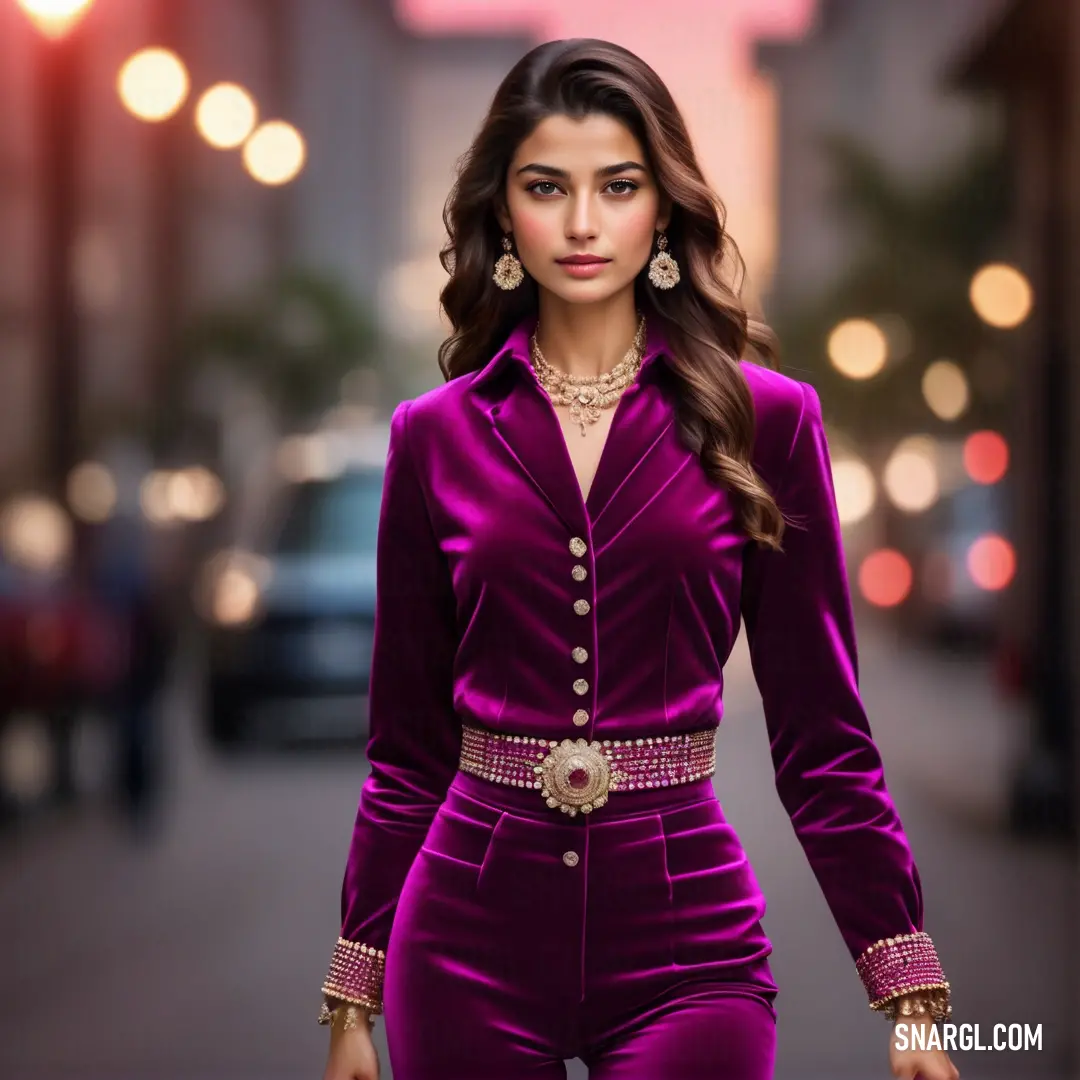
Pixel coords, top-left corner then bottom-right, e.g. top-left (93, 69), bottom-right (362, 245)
top-left (565, 194), bottom-right (599, 239)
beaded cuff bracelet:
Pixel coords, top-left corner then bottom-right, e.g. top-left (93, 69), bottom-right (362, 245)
top-left (855, 931), bottom-right (951, 1021)
top-left (321, 937), bottom-right (386, 1016)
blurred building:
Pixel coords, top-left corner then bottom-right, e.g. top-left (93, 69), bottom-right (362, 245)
top-left (752, 0), bottom-right (1079, 838)
top-left (0, 0), bottom-right (531, 492)
top-left (388, 32), bottom-right (534, 347)
top-left (948, 0), bottom-right (1079, 834)
top-left (755, 0), bottom-right (1008, 313)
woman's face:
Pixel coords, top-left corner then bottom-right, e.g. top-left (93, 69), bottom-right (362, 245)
top-left (496, 112), bottom-right (670, 307)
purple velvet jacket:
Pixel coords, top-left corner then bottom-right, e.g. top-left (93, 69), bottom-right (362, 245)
top-left (320, 314), bottom-right (948, 1020)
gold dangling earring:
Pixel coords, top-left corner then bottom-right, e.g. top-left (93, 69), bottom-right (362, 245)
top-left (648, 231), bottom-right (680, 290)
top-left (493, 234), bottom-right (525, 291)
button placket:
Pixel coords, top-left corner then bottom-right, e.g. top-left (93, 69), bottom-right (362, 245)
top-left (568, 536), bottom-right (594, 728)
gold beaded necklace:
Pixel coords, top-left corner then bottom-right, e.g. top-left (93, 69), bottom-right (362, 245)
top-left (528, 314), bottom-right (647, 436)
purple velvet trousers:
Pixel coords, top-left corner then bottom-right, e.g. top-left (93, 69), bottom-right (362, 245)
top-left (383, 769), bottom-right (779, 1078)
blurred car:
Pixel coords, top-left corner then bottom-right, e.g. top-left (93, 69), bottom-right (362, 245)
top-left (203, 454), bottom-right (385, 750)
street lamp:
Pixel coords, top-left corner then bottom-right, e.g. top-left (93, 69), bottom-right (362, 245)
top-left (18, 0), bottom-right (98, 505)
top-left (15, 0), bottom-right (95, 39)
top-left (16, 0), bottom-right (99, 809)
top-left (243, 120), bottom-right (306, 185)
top-left (826, 317), bottom-right (888, 380)
top-left (969, 262), bottom-right (1033, 329)
top-left (196, 83), bottom-right (258, 149)
top-left (117, 47), bottom-right (190, 122)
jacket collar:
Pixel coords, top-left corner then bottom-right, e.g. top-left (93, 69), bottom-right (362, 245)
top-left (465, 312), bottom-right (677, 536)
top-left (469, 312), bottom-right (672, 395)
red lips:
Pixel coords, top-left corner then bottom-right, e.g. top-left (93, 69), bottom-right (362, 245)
top-left (556, 254), bottom-right (611, 264)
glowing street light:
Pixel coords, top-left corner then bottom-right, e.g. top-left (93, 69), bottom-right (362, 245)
top-left (883, 435), bottom-right (941, 513)
top-left (67, 460), bottom-right (117, 523)
top-left (966, 534), bottom-right (1016, 591)
top-left (19, 0), bottom-right (100, 496)
top-left (243, 120), bottom-right (306, 185)
top-left (826, 318), bottom-right (888, 380)
top-left (921, 359), bottom-right (970, 421)
top-left (963, 430), bottom-right (1009, 485)
top-left (0, 495), bottom-right (73, 573)
top-left (858, 549), bottom-right (913, 608)
top-left (16, 0), bottom-right (95, 39)
top-left (118, 47), bottom-right (190, 122)
top-left (831, 456), bottom-right (876, 526)
top-left (969, 263), bottom-right (1033, 329)
top-left (196, 82), bottom-right (258, 149)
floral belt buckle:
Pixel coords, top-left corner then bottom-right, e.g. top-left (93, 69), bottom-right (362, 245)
top-left (535, 738), bottom-right (611, 816)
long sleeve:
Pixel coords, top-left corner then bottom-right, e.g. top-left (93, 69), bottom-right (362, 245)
top-left (320, 398), bottom-right (462, 1016)
top-left (740, 379), bottom-right (950, 1018)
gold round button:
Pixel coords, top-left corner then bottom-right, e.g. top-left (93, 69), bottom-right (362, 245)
top-left (562, 850), bottom-right (580, 867)
top-left (572, 678), bottom-right (589, 695)
top-left (569, 537), bottom-right (587, 557)
top-left (572, 709), bottom-right (589, 726)
top-left (571, 646), bottom-right (588, 664)
top-left (571, 564), bottom-right (588, 582)
top-left (573, 599), bottom-right (591, 616)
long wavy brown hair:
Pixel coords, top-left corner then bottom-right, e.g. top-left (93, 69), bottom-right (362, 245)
top-left (437, 38), bottom-right (787, 549)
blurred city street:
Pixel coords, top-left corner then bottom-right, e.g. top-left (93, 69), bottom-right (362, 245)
top-left (0, 617), bottom-right (1073, 1080)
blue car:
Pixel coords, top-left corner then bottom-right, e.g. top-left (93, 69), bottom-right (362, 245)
top-left (203, 464), bottom-right (383, 750)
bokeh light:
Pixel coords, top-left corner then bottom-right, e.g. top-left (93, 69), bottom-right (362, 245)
top-left (858, 549), bottom-right (913, 607)
top-left (921, 360), bottom-right (970, 421)
top-left (196, 550), bottom-right (272, 627)
top-left (963, 430), bottom-right (1009, 485)
top-left (827, 318), bottom-right (888, 379)
top-left (969, 263), bottom-right (1033, 329)
top-left (140, 467), bottom-right (225, 524)
top-left (140, 470), bottom-right (177, 526)
top-left (0, 714), bottom-right (55, 805)
top-left (67, 461), bottom-right (118, 523)
top-left (196, 83), bottom-right (258, 149)
top-left (831, 456), bottom-right (876, 525)
top-left (213, 566), bottom-right (260, 625)
top-left (15, 0), bottom-right (95, 39)
top-left (966, 534), bottom-right (1016, 591)
top-left (0, 495), bottom-right (73, 573)
top-left (118, 47), bottom-right (190, 122)
top-left (277, 434), bottom-right (344, 482)
top-left (883, 435), bottom-right (940, 513)
top-left (167, 467), bottom-right (226, 522)
top-left (243, 121), bottom-right (306, 185)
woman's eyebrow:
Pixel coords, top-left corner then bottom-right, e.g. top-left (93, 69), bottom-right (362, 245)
top-left (515, 161), bottom-right (647, 179)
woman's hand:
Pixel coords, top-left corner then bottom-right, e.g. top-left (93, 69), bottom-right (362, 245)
top-left (322, 1012), bottom-right (380, 1080)
top-left (888, 1010), bottom-right (959, 1080)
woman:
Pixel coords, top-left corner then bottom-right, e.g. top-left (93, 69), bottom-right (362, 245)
top-left (319, 38), bottom-right (958, 1080)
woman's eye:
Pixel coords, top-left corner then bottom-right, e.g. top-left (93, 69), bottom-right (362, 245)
top-left (527, 180), bottom-right (560, 196)
top-left (524, 179), bottom-right (639, 196)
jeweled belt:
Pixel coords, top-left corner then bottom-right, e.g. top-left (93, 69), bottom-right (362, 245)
top-left (458, 723), bottom-right (716, 816)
